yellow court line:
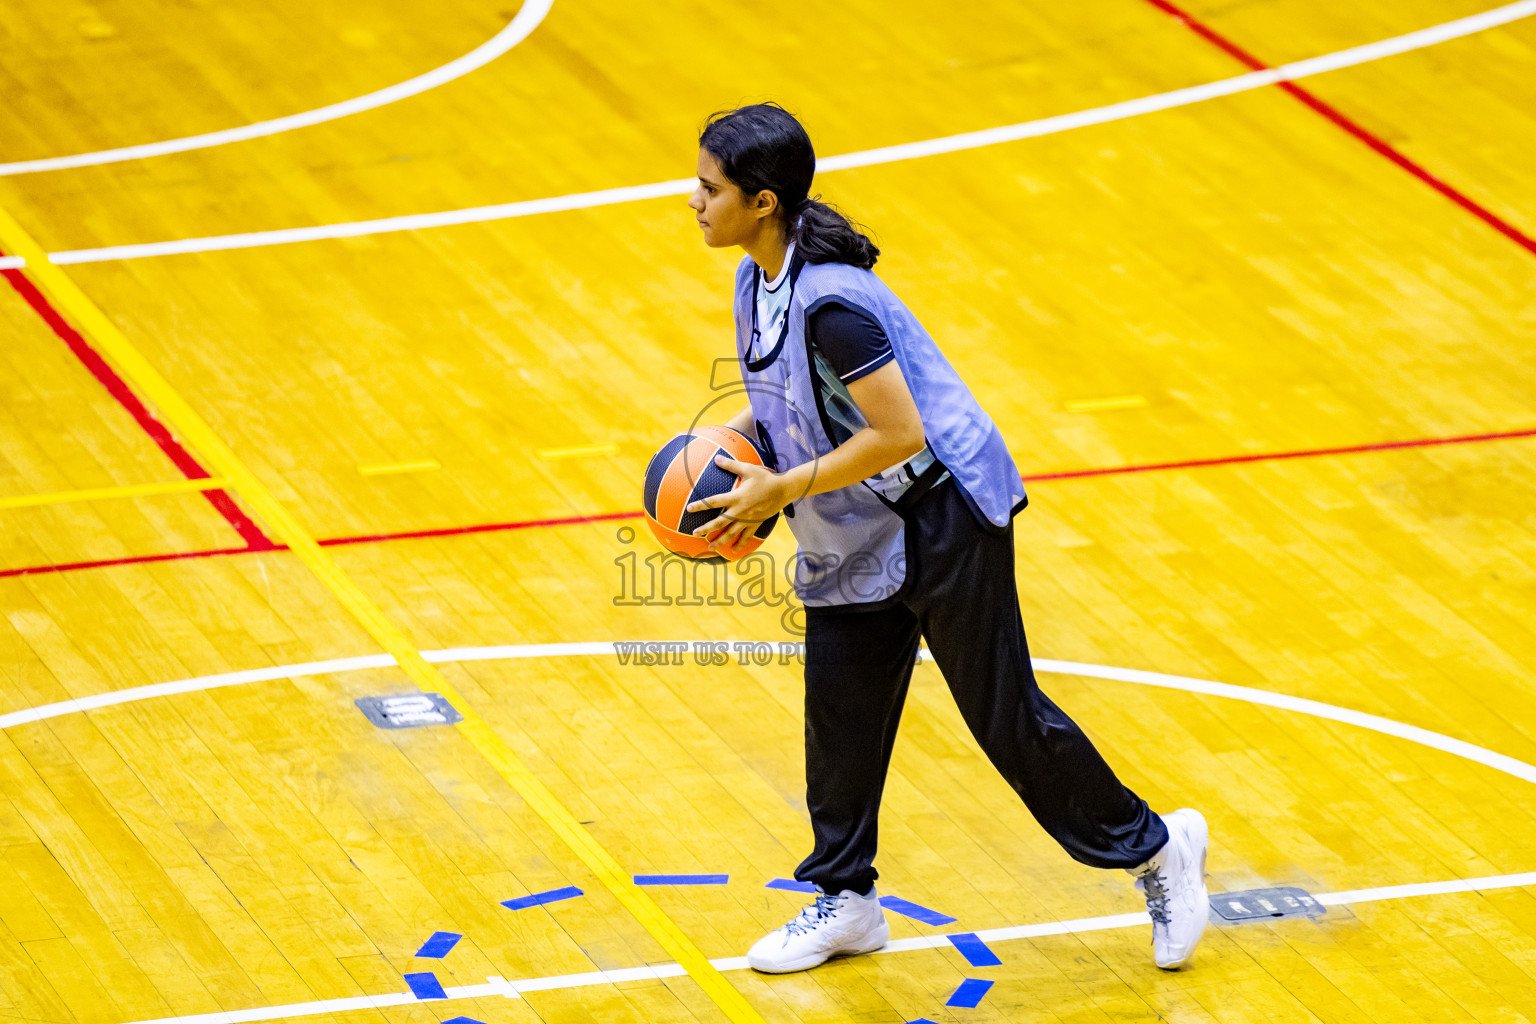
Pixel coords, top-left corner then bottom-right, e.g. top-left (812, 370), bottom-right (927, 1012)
top-left (538, 442), bottom-right (620, 459)
top-left (357, 459), bottom-right (440, 475)
top-left (1066, 394), bottom-right (1147, 413)
top-left (0, 476), bottom-right (230, 511)
top-left (0, 205), bottom-right (769, 1024)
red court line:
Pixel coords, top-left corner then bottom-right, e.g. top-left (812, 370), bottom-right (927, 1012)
top-left (1020, 426), bottom-right (1536, 481)
top-left (4, 426), bottom-right (1532, 580)
top-left (1, 255), bottom-right (275, 549)
top-left (1140, 0), bottom-right (1536, 257)
top-left (0, 545), bottom-right (263, 580)
top-left (318, 509), bottom-right (644, 549)
top-left (0, 509), bottom-right (646, 579)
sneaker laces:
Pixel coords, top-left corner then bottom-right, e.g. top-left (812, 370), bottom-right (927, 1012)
top-left (783, 892), bottom-right (843, 937)
top-left (1137, 870), bottom-right (1171, 925)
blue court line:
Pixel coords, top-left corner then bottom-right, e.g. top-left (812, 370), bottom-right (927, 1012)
top-left (947, 932), bottom-right (1002, 966)
top-left (414, 931), bottom-right (461, 958)
top-left (633, 874), bottom-right (729, 885)
top-left (879, 895), bottom-right (957, 926)
top-left (766, 878), bottom-right (817, 892)
top-left (500, 885), bottom-right (583, 910)
top-left (403, 972), bottom-right (447, 1000)
top-left (946, 978), bottom-right (994, 1008)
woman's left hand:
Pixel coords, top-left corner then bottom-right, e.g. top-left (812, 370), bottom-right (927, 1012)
top-left (686, 455), bottom-right (790, 554)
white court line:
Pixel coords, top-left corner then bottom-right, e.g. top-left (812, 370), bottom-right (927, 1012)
top-left (42, 0), bottom-right (1536, 266)
top-left (111, 871), bottom-right (1536, 1024)
top-left (0, 255), bottom-right (25, 270)
top-left (0, 645), bottom-right (623, 730)
top-left (0, 0), bottom-right (554, 177)
top-left (0, 654), bottom-right (395, 730)
top-left (11, 644), bottom-right (1536, 787)
top-left (9, 644), bottom-right (1534, 1024)
top-left (1033, 658), bottom-right (1536, 785)
top-left (48, 177), bottom-right (699, 264)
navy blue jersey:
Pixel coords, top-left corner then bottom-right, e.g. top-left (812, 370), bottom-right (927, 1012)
top-left (807, 301), bottom-right (948, 506)
top-left (808, 303), bottom-right (894, 384)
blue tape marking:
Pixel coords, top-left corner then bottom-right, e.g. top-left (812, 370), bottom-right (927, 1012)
top-left (878, 895), bottom-right (957, 926)
top-left (948, 932), bottom-right (1002, 966)
top-left (414, 931), bottom-right (462, 958)
top-left (633, 874), bottom-right (729, 885)
top-left (765, 878), bottom-right (817, 892)
top-left (500, 885), bottom-right (583, 911)
top-left (441, 1018), bottom-right (488, 1024)
top-left (946, 978), bottom-right (994, 1008)
top-left (404, 973), bottom-right (448, 1000)
top-left (906, 1019), bottom-right (940, 1023)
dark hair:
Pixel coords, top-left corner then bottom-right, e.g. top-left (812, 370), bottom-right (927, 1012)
top-left (700, 103), bottom-right (879, 269)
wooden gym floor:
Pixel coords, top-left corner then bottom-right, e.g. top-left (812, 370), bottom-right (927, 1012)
top-left (2, 0), bottom-right (1535, 1021)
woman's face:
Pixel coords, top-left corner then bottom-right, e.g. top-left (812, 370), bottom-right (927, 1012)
top-left (689, 148), bottom-right (775, 249)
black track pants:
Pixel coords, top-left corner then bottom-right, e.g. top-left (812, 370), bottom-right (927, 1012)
top-left (793, 479), bottom-right (1168, 896)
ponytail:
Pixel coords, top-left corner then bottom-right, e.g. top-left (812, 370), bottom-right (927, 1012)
top-left (700, 103), bottom-right (879, 269)
top-left (793, 197), bottom-right (880, 270)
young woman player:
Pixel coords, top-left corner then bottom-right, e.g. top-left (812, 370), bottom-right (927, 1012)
top-left (683, 103), bottom-right (1208, 973)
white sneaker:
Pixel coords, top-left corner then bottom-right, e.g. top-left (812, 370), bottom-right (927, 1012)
top-left (1128, 808), bottom-right (1209, 969)
top-left (747, 887), bottom-right (890, 973)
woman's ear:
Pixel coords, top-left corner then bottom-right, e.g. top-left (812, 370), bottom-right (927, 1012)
top-left (752, 189), bottom-right (780, 222)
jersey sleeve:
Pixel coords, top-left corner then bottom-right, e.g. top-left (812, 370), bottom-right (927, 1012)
top-left (807, 302), bottom-right (895, 383)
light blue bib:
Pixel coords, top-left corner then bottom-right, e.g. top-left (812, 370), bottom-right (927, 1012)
top-left (734, 256), bottom-right (1026, 606)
